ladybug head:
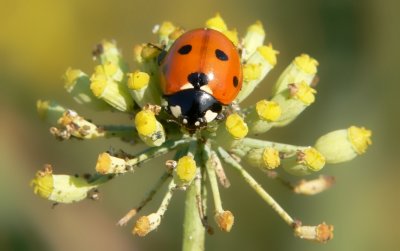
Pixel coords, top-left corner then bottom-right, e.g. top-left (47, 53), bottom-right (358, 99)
top-left (164, 87), bottom-right (223, 133)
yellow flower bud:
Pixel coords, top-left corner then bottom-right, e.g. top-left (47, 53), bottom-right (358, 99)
top-left (257, 44), bottom-right (278, 66)
top-left (36, 100), bottom-right (66, 125)
top-left (256, 100), bottom-right (281, 122)
top-left (272, 54), bottom-right (318, 96)
top-left (299, 148), bottom-right (325, 172)
top-left (294, 222), bottom-right (334, 243)
top-left (245, 147), bottom-right (280, 170)
top-left (31, 165), bottom-right (98, 203)
top-left (290, 81), bottom-right (316, 105)
top-left (225, 113), bottom-right (248, 140)
top-left (134, 110), bottom-right (166, 147)
top-left (90, 64), bottom-right (133, 112)
top-left (127, 71), bottom-right (150, 90)
top-left (135, 110), bottom-right (157, 136)
top-left (31, 165), bottom-right (54, 199)
top-left (50, 110), bottom-right (105, 140)
top-left (158, 21), bottom-right (176, 37)
top-left (141, 44), bottom-right (160, 61)
top-left (263, 147), bottom-right (281, 169)
top-left (314, 126), bottom-right (372, 163)
top-left (215, 210), bottom-right (234, 232)
top-left (93, 40), bottom-right (122, 66)
top-left (242, 21), bottom-right (266, 61)
top-left (282, 148), bottom-right (325, 176)
top-left (222, 29), bottom-right (239, 46)
top-left (174, 155), bottom-right (197, 186)
top-left (348, 126), bottom-right (372, 154)
top-left (294, 54), bottom-right (319, 75)
top-left (64, 68), bottom-right (109, 110)
top-left (243, 63), bottom-right (262, 81)
top-left (235, 45), bottom-right (276, 103)
top-left (133, 44), bottom-right (144, 63)
top-left (205, 13), bottom-right (227, 32)
top-left (133, 213), bottom-right (161, 237)
top-left (95, 152), bottom-right (127, 174)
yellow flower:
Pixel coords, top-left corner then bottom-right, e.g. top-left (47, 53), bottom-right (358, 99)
top-left (225, 113), bottom-right (248, 139)
top-left (205, 13), bottom-right (227, 32)
top-left (294, 54), bottom-right (319, 74)
top-left (175, 156), bottom-right (197, 185)
top-left (256, 100), bottom-right (282, 122)
top-left (127, 71), bottom-right (150, 90)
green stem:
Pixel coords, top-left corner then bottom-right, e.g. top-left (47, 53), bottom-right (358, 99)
top-left (183, 139), bottom-right (205, 251)
top-left (218, 147), bottom-right (295, 227)
top-left (182, 182), bottom-right (205, 251)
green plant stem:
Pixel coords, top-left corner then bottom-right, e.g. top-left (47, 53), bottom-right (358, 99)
top-left (182, 181), bottom-right (205, 251)
top-left (218, 147), bottom-right (295, 227)
top-left (231, 137), bottom-right (308, 158)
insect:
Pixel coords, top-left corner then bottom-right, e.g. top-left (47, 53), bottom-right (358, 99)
top-left (159, 28), bottom-right (243, 133)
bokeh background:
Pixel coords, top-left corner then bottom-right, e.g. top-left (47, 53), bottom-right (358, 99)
top-left (1, 0), bottom-right (399, 250)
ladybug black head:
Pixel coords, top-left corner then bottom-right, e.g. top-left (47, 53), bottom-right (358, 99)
top-left (164, 88), bottom-right (222, 133)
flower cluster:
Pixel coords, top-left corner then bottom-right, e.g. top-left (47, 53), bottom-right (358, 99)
top-left (32, 13), bottom-right (372, 244)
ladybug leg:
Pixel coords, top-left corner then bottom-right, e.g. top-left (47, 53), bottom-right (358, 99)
top-left (197, 117), bottom-right (208, 128)
top-left (146, 43), bottom-right (167, 65)
top-left (215, 112), bottom-right (225, 121)
top-left (146, 42), bottom-right (165, 51)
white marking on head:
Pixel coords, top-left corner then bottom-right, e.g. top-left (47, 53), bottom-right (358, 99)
top-left (194, 121), bottom-right (200, 127)
top-left (180, 83), bottom-right (194, 90)
top-left (170, 105), bottom-right (182, 118)
top-left (200, 85), bottom-right (213, 95)
top-left (183, 118), bottom-right (188, 124)
top-left (204, 110), bottom-right (218, 123)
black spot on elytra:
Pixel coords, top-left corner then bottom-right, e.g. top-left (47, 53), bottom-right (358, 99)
top-left (233, 76), bottom-right (239, 87)
top-left (215, 49), bottom-right (228, 61)
top-left (178, 44), bottom-right (192, 55)
top-left (188, 72), bottom-right (209, 88)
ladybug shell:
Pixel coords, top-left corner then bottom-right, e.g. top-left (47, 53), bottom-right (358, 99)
top-left (159, 28), bottom-right (242, 105)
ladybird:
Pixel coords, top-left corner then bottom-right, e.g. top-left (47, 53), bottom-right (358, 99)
top-left (159, 28), bottom-right (243, 132)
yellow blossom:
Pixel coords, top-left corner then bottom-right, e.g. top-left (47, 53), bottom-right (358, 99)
top-left (225, 113), bottom-right (248, 139)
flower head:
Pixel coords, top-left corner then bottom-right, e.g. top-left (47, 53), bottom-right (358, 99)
top-left (33, 13), bottom-right (372, 246)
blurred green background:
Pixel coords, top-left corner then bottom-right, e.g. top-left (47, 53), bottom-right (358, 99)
top-left (0, 0), bottom-right (398, 250)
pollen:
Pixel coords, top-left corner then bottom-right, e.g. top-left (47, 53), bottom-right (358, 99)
top-left (175, 155), bottom-right (197, 184)
top-left (262, 147), bottom-right (281, 169)
top-left (257, 44), bottom-right (278, 66)
top-left (294, 54), bottom-right (319, 75)
top-left (31, 165), bottom-right (54, 199)
top-left (133, 215), bottom-right (151, 237)
top-left (215, 211), bottom-right (234, 232)
top-left (90, 79), bottom-right (107, 97)
top-left (243, 63), bottom-right (262, 81)
top-left (205, 13), bottom-right (227, 32)
top-left (225, 113), bottom-right (248, 139)
top-left (127, 71), bottom-right (150, 90)
top-left (223, 29), bottom-right (239, 46)
top-left (300, 148), bottom-right (326, 172)
top-left (256, 100), bottom-right (281, 122)
top-left (247, 21), bottom-right (265, 36)
top-left (290, 81), bottom-right (317, 105)
top-left (348, 126), bottom-right (372, 154)
top-left (95, 152), bottom-right (113, 174)
top-left (135, 110), bottom-right (157, 136)
top-left (158, 21), bottom-right (176, 36)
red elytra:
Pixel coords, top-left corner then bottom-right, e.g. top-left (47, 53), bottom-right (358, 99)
top-left (159, 28), bottom-right (243, 132)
